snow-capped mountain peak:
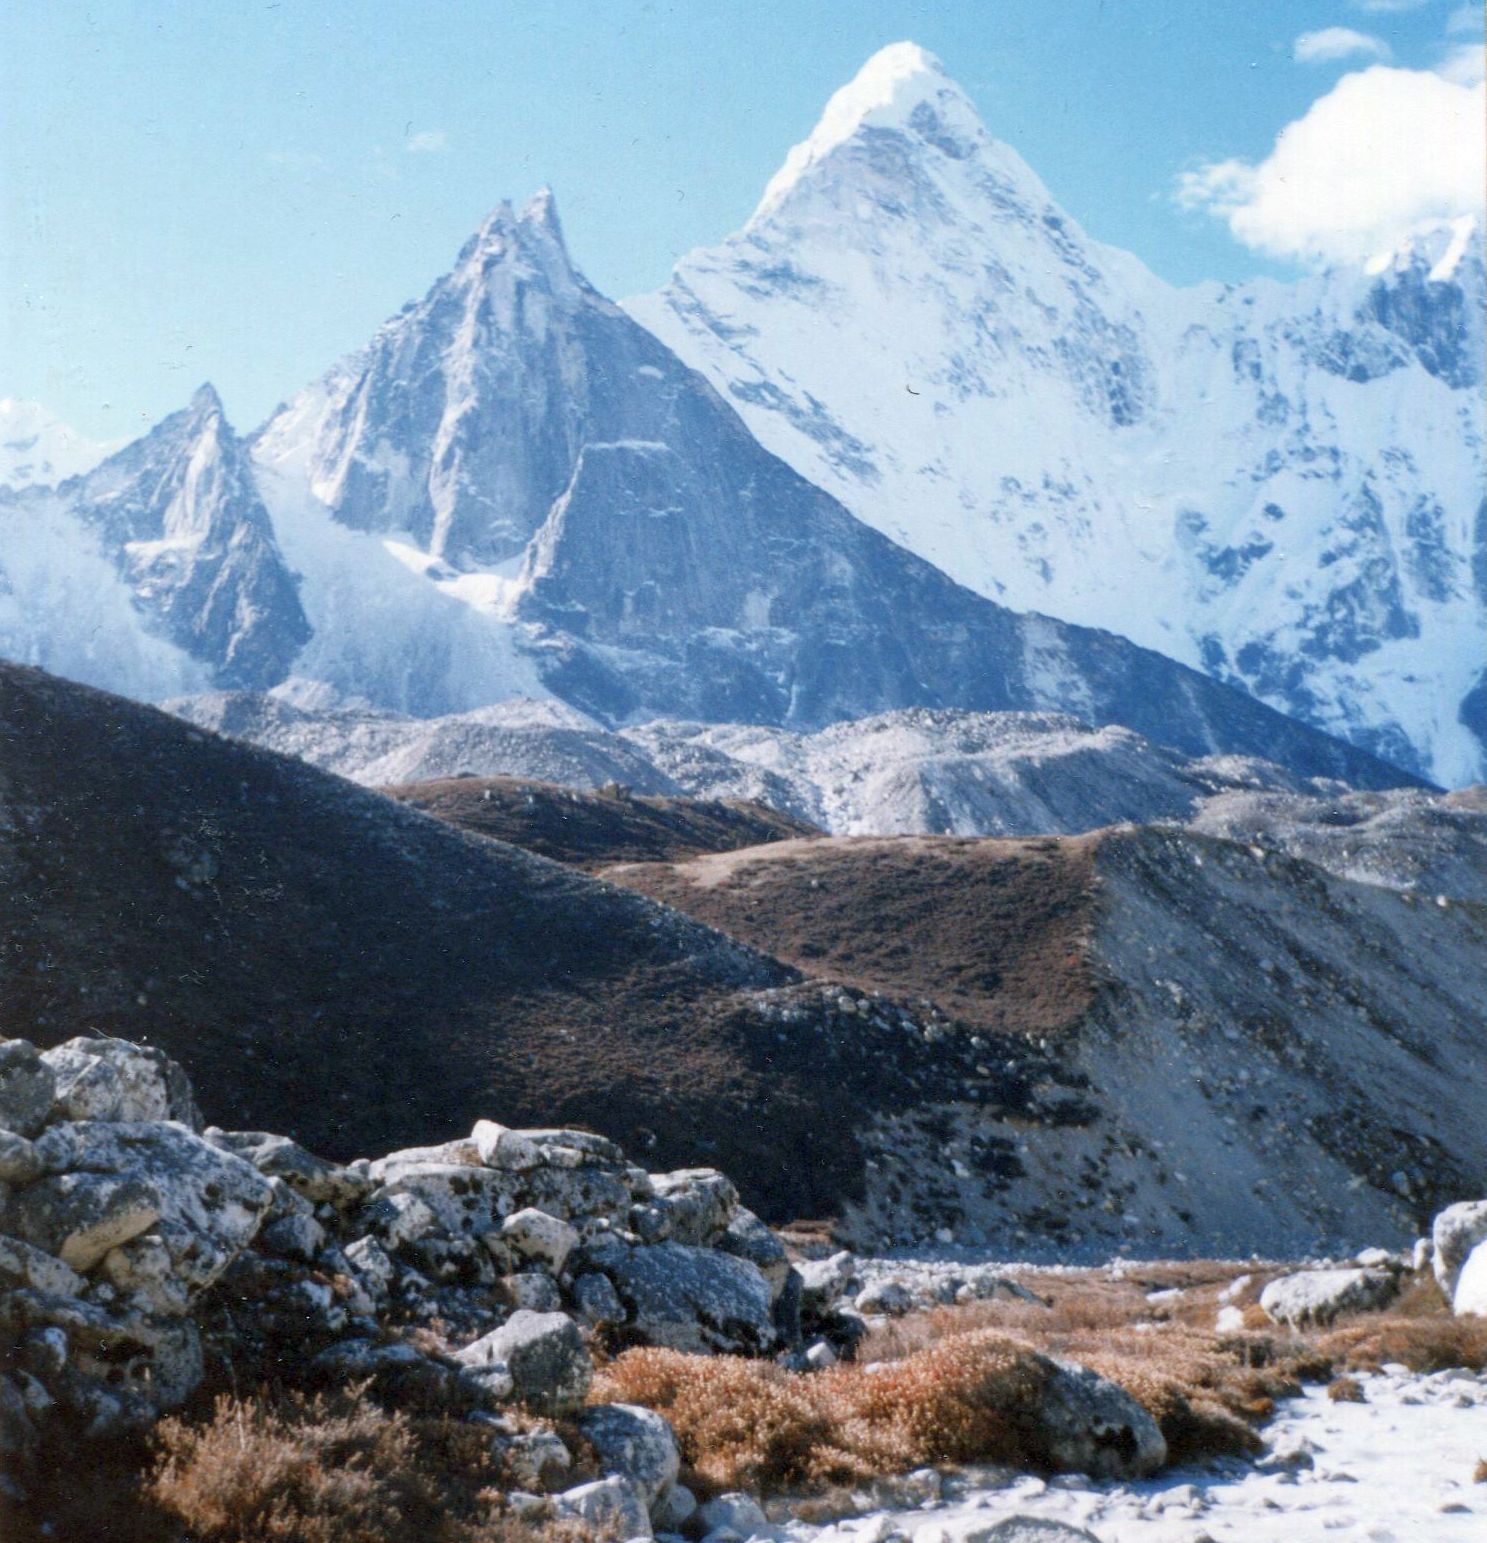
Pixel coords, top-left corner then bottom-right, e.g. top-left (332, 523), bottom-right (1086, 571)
top-left (752, 42), bottom-right (1002, 221)
top-left (631, 46), bottom-right (1487, 786)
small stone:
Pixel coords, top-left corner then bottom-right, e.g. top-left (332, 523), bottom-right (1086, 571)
top-left (570, 1270), bottom-right (624, 1327)
top-left (0, 1129), bottom-right (42, 1185)
top-left (697, 1492), bottom-right (768, 1537)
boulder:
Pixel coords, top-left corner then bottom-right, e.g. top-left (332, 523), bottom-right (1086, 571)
top-left (35, 1121), bottom-right (272, 1290)
top-left (0, 1040), bottom-right (55, 1138)
top-left (648, 1168), bottom-right (737, 1245)
top-left (205, 1129), bottom-right (371, 1209)
top-left (456, 1309), bottom-right (593, 1414)
top-left (1034, 1358), bottom-right (1167, 1479)
top-left (500, 1272), bottom-right (564, 1312)
top-left (594, 1241), bottom-right (776, 1355)
top-left (100, 1235), bottom-right (192, 1315)
top-left (554, 1475), bottom-right (652, 1540)
top-left (1453, 1239), bottom-right (1487, 1317)
top-left (716, 1207), bottom-right (790, 1299)
top-left (501, 1207), bottom-right (579, 1273)
top-left (1432, 1200), bottom-right (1487, 1299)
top-left (653, 1482), bottom-right (697, 1531)
top-left (577, 1402), bottom-right (680, 1511)
top-left (1259, 1267), bottom-right (1400, 1327)
top-left (4, 1172), bottom-right (161, 1271)
top-left (41, 1037), bottom-right (201, 1129)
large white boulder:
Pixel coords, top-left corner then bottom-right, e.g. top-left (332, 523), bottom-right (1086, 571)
top-left (1433, 1200), bottom-right (1487, 1299)
top-left (1259, 1267), bottom-right (1399, 1328)
top-left (1453, 1239), bottom-right (1487, 1317)
top-left (41, 1037), bottom-right (201, 1129)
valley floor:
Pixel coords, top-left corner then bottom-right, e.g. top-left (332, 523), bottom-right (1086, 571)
top-left (777, 1370), bottom-right (1487, 1543)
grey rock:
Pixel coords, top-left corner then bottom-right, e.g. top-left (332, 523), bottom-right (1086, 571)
top-left (1260, 1267), bottom-right (1401, 1328)
top-left (0, 1040), bottom-right (55, 1138)
top-left (40, 1121), bottom-right (272, 1290)
top-left (1432, 1200), bottom-right (1487, 1298)
top-left (456, 1309), bottom-right (593, 1414)
top-left (571, 1269), bottom-right (625, 1327)
top-left (0, 1130), bottom-right (42, 1185)
top-left (205, 1129), bottom-right (371, 1208)
top-left (697, 1492), bottom-right (768, 1537)
top-left (717, 1207), bottom-right (790, 1299)
top-left (0, 1233), bottom-right (88, 1298)
top-left (960, 1522), bottom-right (1103, 1543)
top-left (597, 1241), bottom-right (776, 1355)
top-left (653, 1482), bottom-right (697, 1531)
top-left (797, 1250), bottom-right (857, 1314)
top-left (41, 1037), bottom-right (202, 1129)
top-left (501, 1207), bottom-right (579, 1273)
top-left (555, 1474), bottom-right (652, 1540)
top-left (577, 1402), bottom-right (680, 1511)
top-left (1034, 1358), bottom-right (1167, 1479)
top-left (100, 1235), bottom-right (192, 1316)
top-left (260, 1212), bottom-right (327, 1263)
top-left (648, 1168), bottom-right (737, 1246)
top-left (4, 1172), bottom-right (161, 1271)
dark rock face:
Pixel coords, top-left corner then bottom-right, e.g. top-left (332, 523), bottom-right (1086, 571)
top-left (66, 385), bottom-right (309, 688)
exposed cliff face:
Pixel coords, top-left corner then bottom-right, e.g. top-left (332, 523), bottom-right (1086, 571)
top-left (631, 44), bottom-right (1486, 786)
top-left (66, 385), bottom-right (311, 688)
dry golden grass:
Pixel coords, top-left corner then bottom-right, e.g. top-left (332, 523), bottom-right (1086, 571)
top-left (145, 1385), bottom-right (592, 1543)
top-left (594, 1330), bottom-right (1050, 1492)
top-left (1474, 1457), bottom-right (1487, 1484)
top-left (1327, 1376), bottom-right (1366, 1404)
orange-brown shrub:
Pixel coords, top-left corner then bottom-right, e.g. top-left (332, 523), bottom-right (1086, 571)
top-left (594, 1330), bottom-right (1049, 1492)
top-left (145, 1385), bottom-right (590, 1543)
top-left (1327, 1376), bottom-right (1366, 1403)
top-left (1317, 1313), bottom-right (1487, 1374)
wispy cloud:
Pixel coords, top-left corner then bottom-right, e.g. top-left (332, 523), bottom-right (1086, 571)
top-left (1293, 27), bottom-right (1390, 64)
top-left (405, 130), bottom-right (449, 155)
top-left (1177, 63), bottom-right (1485, 267)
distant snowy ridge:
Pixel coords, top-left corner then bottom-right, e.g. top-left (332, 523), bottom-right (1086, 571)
top-left (629, 43), bottom-right (1486, 785)
top-left (0, 152), bottom-right (1430, 790)
top-left (0, 399), bottom-right (123, 489)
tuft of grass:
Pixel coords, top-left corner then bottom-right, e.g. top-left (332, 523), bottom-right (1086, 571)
top-left (1474, 1457), bottom-right (1487, 1484)
top-left (145, 1384), bottom-right (591, 1543)
top-left (1327, 1376), bottom-right (1366, 1404)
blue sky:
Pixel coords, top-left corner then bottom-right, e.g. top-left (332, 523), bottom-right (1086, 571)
top-left (3, 0), bottom-right (1481, 439)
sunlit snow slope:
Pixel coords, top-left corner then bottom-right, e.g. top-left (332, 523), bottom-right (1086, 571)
top-left (629, 43), bottom-right (1487, 785)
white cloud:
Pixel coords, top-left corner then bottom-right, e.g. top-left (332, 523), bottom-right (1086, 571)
top-left (1294, 27), bottom-right (1390, 63)
top-left (1440, 40), bottom-right (1486, 83)
top-left (406, 130), bottom-right (448, 155)
top-left (1177, 64), bottom-right (1486, 267)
